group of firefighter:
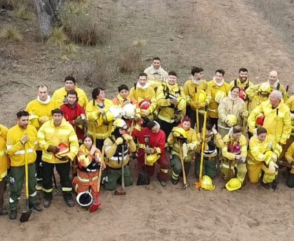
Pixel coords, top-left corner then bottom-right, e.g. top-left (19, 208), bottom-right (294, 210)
top-left (1, 57), bottom-right (294, 220)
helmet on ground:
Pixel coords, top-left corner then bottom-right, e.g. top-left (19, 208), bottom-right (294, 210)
top-left (139, 100), bottom-right (151, 110)
top-left (226, 114), bottom-right (237, 127)
top-left (258, 83), bottom-right (271, 95)
top-left (123, 103), bottom-right (136, 119)
top-left (239, 89), bottom-right (247, 101)
top-left (256, 114), bottom-right (265, 126)
top-left (172, 127), bottom-right (187, 139)
top-left (113, 118), bottom-right (128, 130)
top-left (76, 191), bottom-right (93, 207)
top-left (201, 175), bottom-right (215, 191)
top-left (146, 153), bottom-right (159, 166)
top-left (55, 143), bottom-right (69, 158)
top-left (198, 90), bottom-right (207, 103)
top-left (225, 178), bottom-right (242, 191)
top-left (215, 91), bottom-right (226, 103)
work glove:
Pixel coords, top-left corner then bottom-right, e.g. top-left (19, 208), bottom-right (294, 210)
top-left (174, 112), bottom-right (182, 123)
top-left (187, 143), bottom-right (196, 150)
top-left (191, 101), bottom-right (205, 109)
top-left (212, 127), bottom-right (218, 135)
top-left (20, 134), bottom-right (29, 145)
top-left (141, 109), bottom-right (149, 117)
top-left (115, 137), bottom-right (124, 145)
top-left (122, 134), bottom-right (132, 141)
top-left (74, 118), bottom-right (85, 126)
top-left (182, 143), bottom-right (188, 158)
top-left (242, 111), bottom-right (249, 118)
top-left (145, 147), bottom-right (154, 154)
top-left (39, 116), bottom-right (49, 123)
top-left (47, 145), bottom-right (60, 154)
top-left (170, 99), bottom-right (178, 107)
top-left (268, 161), bottom-right (277, 174)
top-left (272, 153), bottom-right (278, 162)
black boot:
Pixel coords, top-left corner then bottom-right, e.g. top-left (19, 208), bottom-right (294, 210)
top-left (43, 199), bottom-right (51, 208)
top-left (64, 196), bottom-right (74, 207)
top-left (260, 181), bottom-right (270, 189)
top-left (9, 210), bottom-right (17, 220)
top-left (171, 178), bottom-right (179, 185)
top-left (272, 180), bottom-right (278, 190)
top-left (29, 203), bottom-right (43, 212)
top-left (157, 176), bottom-right (167, 187)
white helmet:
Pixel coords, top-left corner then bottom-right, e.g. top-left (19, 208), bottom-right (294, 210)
top-left (109, 106), bottom-right (124, 119)
top-left (76, 191), bottom-right (93, 207)
top-left (123, 103), bottom-right (136, 119)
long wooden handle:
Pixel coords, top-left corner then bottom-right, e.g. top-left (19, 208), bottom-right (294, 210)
top-left (198, 111), bottom-right (207, 186)
top-left (97, 146), bottom-right (105, 192)
top-left (178, 140), bottom-right (187, 185)
top-left (25, 144), bottom-right (29, 198)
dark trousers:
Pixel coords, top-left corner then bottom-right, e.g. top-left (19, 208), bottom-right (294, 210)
top-left (42, 161), bottom-right (72, 200)
top-left (156, 119), bottom-right (177, 142)
top-left (0, 179), bottom-right (6, 209)
top-left (95, 139), bottom-right (104, 151)
top-left (186, 106), bottom-right (205, 131)
top-left (208, 117), bottom-right (218, 130)
top-left (36, 150), bottom-right (43, 182)
top-left (287, 172), bottom-right (294, 188)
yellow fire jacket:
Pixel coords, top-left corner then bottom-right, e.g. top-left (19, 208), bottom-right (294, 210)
top-left (248, 100), bottom-right (291, 144)
top-left (285, 142), bottom-right (294, 173)
top-left (144, 66), bottom-right (168, 89)
top-left (247, 135), bottom-right (282, 165)
top-left (196, 132), bottom-right (224, 157)
top-left (0, 125), bottom-right (9, 181)
top-left (229, 78), bottom-right (253, 90)
top-left (156, 83), bottom-right (186, 123)
top-left (26, 98), bottom-right (56, 130)
top-left (222, 133), bottom-right (247, 161)
top-left (285, 95), bottom-right (294, 132)
top-left (86, 99), bottom-right (114, 140)
top-left (37, 119), bottom-right (79, 164)
top-left (52, 86), bottom-right (89, 109)
top-left (246, 84), bottom-right (269, 113)
top-left (207, 80), bottom-right (230, 118)
top-left (7, 125), bottom-right (38, 167)
top-left (183, 79), bottom-right (211, 113)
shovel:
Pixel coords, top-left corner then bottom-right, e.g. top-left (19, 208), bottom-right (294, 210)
top-left (114, 144), bottom-right (126, 195)
top-left (90, 146), bottom-right (105, 212)
top-left (178, 140), bottom-right (188, 189)
top-left (137, 135), bottom-right (150, 186)
top-left (20, 145), bottom-right (32, 222)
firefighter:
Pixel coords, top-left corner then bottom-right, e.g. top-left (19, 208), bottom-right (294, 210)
top-left (51, 76), bottom-right (89, 109)
top-left (168, 117), bottom-right (198, 185)
top-left (263, 70), bottom-right (287, 100)
top-left (247, 127), bottom-right (282, 189)
top-left (221, 125), bottom-right (248, 191)
top-left (144, 57), bottom-right (168, 90)
top-left (103, 119), bottom-right (136, 191)
top-left (183, 67), bottom-right (210, 130)
top-left (195, 122), bottom-right (224, 180)
top-left (284, 95), bottom-right (294, 156)
top-left (26, 85), bottom-right (56, 190)
top-left (229, 68), bottom-right (253, 106)
top-left (207, 69), bottom-right (230, 129)
top-left (72, 134), bottom-right (105, 203)
top-left (129, 73), bottom-right (157, 120)
top-left (37, 108), bottom-right (79, 208)
top-left (86, 87), bottom-right (114, 150)
top-left (285, 141), bottom-right (294, 188)
top-left (218, 86), bottom-right (248, 137)
top-left (248, 90), bottom-right (291, 146)
top-left (0, 124), bottom-right (9, 216)
top-left (134, 121), bottom-right (169, 186)
top-left (156, 71), bottom-right (186, 140)
top-left (7, 111), bottom-right (42, 219)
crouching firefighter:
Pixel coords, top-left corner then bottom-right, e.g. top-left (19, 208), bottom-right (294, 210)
top-left (73, 134), bottom-right (105, 207)
top-left (103, 119), bottom-right (136, 191)
top-left (247, 127), bottom-right (281, 189)
top-left (221, 125), bottom-right (248, 191)
top-left (168, 116), bottom-right (198, 185)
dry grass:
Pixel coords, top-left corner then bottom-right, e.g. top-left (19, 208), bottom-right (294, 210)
top-left (117, 42), bottom-right (145, 73)
top-left (0, 26), bottom-right (23, 41)
top-left (14, 3), bottom-right (34, 20)
top-left (47, 27), bottom-right (69, 47)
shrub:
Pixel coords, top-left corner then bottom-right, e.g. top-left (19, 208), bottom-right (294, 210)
top-left (47, 27), bottom-right (69, 47)
top-left (0, 26), bottom-right (23, 41)
top-left (14, 3), bottom-right (34, 20)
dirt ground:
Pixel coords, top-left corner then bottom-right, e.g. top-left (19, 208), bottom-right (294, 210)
top-left (1, 0), bottom-right (294, 240)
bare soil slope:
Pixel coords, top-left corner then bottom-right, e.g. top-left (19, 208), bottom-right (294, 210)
top-left (1, 0), bottom-right (294, 240)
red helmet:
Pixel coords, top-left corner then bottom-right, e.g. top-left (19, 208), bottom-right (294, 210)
top-left (139, 100), bottom-right (151, 110)
top-left (256, 114), bottom-right (265, 126)
top-left (239, 89), bottom-right (246, 101)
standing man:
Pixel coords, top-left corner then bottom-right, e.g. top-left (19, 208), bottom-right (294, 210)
top-left (60, 89), bottom-right (87, 143)
top-left (0, 124), bottom-right (9, 216)
top-left (248, 90), bottom-right (291, 146)
top-left (37, 109), bottom-right (79, 208)
top-left (130, 73), bottom-right (157, 120)
top-left (156, 71), bottom-right (186, 140)
top-left (261, 71), bottom-right (287, 100)
top-left (7, 111), bottom-right (42, 220)
top-left (207, 69), bottom-right (230, 129)
top-left (183, 67), bottom-right (210, 130)
top-left (229, 68), bottom-right (253, 104)
top-left (144, 57), bottom-right (168, 90)
top-left (86, 87), bottom-right (114, 150)
top-left (26, 85), bottom-right (56, 190)
top-left (52, 76), bottom-right (89, 109)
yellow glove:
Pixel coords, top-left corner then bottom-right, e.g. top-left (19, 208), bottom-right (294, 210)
top-left (268, 161), bottom-right (278, 174)
top-left (122, 134), bottom-right (132, 141)
top-left (272, 153), bottom-right (278, 162)
top-left (182, 143), bottom-right (188, 158)
top-left (187, 143), bottom-right (196, 150)
top-left (191, 101), bottom-right (204, 109)
top-left (242, 111), bottom-right (249, 118)
top-left (115, 137), bottom-right (124, 145)
top-left (170, 99), bottom-right (178, 106)
top-left (20, 134), bottom-right (29, 145)
top-left (141, 109), bottom-right (150, 117)
top-left (39, 116), bottom-right (49, 123)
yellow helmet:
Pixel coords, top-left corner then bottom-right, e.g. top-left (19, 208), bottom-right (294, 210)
top-left (215, 90), bottom-right (226, 103)
top-left (225, 178), bottom-right (242, 191)
top-left (201, 175), bottom-right (215, 191)
top-left (113, 118), bottom-right (128, 129)
top-left (172, 127), bottom-right (187, 139)
top-left (258, 83), bottom-right (271, 95)
top-left (226, 114), bottom-right (238, 127)
top-left (198, 91), bottom-right (207, 103)
top-left (146, 153), bottom-right (159, 166)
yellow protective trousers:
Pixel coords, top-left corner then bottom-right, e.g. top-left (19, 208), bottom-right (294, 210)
top-left (247, 163), bottom-right (277, 184)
